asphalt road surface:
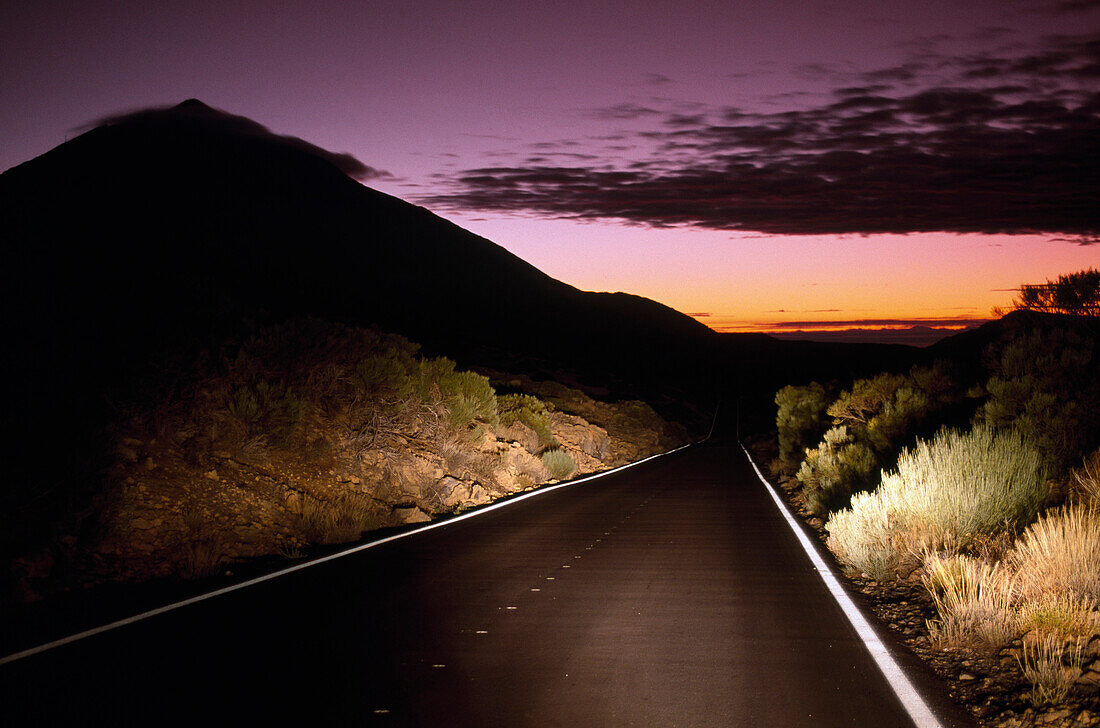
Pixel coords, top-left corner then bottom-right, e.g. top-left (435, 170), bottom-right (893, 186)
top-left (1, 442), bottom-right (975, 727)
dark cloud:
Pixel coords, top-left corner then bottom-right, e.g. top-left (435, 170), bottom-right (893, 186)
top-left (590, 103), bottom-right (663, 120)
top-left (91, 99), bottom-right (383, 181)
top-left (421, 34), bottom-right (1100, 239)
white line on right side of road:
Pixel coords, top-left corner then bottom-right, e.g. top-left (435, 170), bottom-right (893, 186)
top-left (741, 444), bottom-right (945, 728)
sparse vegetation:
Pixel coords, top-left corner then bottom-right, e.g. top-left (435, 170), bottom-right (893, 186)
top-left (541, 449), bottom-right (575, 480)
top-left (793, 364), bottom-right (963, 516)
top-left (299, 493), bottom-right (380, 545)
top-left (774, 382), bottom-right (830, 473)
top-left (922, 552), bottom-right (1017, 650)
top-left (499, 393), bottom-right (558, 450)
top-left (1011, 505), bottom-right (1100, 604)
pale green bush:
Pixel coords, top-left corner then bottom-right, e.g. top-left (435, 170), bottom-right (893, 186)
top-left (796, 426), bottom-right (878, 516)
top-left (541, 449), bottom-right (575, 480)
top-left (499, 393), bottom-right (558, 449)
top-left (827, 425), bottom-right (1047, 577)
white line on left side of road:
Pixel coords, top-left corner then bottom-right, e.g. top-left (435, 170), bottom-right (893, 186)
top-left (741, 444), bottom-right (945, 728)
top-left (0, 442), bottom-right (693, 667)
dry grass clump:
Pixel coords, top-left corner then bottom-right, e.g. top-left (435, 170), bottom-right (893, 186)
top-left (1018, 633), bottom-right (1087, 707)
top-left (178, 538), bottom-right (230, 579)
top-left (1072, 450), bottom-right (1100, 504)
top-left (922, 552), bottom-right (1017, 650)
top-left (916, 505), bottom-right (1100, 705)
top-left (1012, 505), bottom-right (1100, 603)
top-left (828, 425), bottom-right (1046, 579)
top-left (300, 493), bottom-right (379, 545)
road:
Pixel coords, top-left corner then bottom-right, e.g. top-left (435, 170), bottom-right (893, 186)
top-left (1, 442), bottom-right (974, 727)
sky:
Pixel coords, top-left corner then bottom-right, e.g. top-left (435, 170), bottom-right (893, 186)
top-left (2, 0), bottom-right (1098, 345)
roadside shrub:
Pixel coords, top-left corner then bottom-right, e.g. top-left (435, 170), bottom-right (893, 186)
top-left (796, 426), bottom-right (878, 516)
top-left (1011, 505), bottom-right (1100, 603)
top-left (791, 363), bottom-right (963, 516)
top-left (300, 493), bottom-right (379, 545)
top-left (922, 552), bottom-right (1017, 650)
top-left (1018, 634), bottom-right (1087, 707)
top-left (775, 382), bottom-right (830, 472)
top-left (1017, 592), bottom-right (1098, 641)
top-left (225, 379), bottom-right (303, 445)
top-left (827, 425), bottom-right (1047, 577)
top-left (978, 327), bottom-right (1100, 474)
top-left (541, 449), bottom-right (575, 480)
top-left (499, 393), bottom-right (558, 449)
top-left (418, 359), bottom-right (499, 430)
top-left (1073, 450), bottom-right (1100, 504)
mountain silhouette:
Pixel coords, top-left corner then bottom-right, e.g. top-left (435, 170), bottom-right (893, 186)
top-left (1, 100), bottom-right (715, 384)
top-left (0, 100), bottom-right (730, 557)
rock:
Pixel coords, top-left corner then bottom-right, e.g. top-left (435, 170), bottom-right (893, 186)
top-left (466, 484), bottom-right (491, 507)
top-left (500, 421), bottom-right (541, 454)
top-left (131, 518), bottom-right (155, 530)
top-left (548, 412), bottom-right (610, 460)
top-left (1079, 668), bottom-right (1100, 688)
top-left (394, 506), bottom-right (431, 524)
top-left (204, 469), bottom-right (219, 481)
top-left (438, 477), bottom-right (472, 509)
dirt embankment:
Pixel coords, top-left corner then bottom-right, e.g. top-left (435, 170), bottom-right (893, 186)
top-left (10, 321), bottom-right (689, 601)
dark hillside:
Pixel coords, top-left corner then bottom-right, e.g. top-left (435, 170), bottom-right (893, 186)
top-left (0, 100), bottom-right (721, 562)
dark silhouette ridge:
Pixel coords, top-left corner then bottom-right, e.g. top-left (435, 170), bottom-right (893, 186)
top-left (0, 99), bottom-right (921, 561)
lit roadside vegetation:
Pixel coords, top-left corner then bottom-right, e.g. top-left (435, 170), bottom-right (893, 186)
top-left (773, 309), bottom-right (1100, 708)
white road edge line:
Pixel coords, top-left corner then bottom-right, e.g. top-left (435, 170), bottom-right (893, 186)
top-left (1, 442), bottom-right (694, 666)
top-left (741, 444), bottom-right (945, 728)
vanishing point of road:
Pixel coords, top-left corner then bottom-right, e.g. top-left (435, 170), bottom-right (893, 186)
top-left (1, 441), bottom-right (976, 727)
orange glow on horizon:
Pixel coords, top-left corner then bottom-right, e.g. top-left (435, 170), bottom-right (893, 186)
top-left (450, 215), bottom-right (1100, 342)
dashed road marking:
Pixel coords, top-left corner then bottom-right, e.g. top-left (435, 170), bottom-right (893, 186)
top-left (0, 443), bottom-right (693, 666)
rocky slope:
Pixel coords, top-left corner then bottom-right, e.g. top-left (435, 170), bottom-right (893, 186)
top-left (9, 320), bottom-right (688, 600)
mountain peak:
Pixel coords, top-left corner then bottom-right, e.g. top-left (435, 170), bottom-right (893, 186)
top-left (174, 98), bottom-right (213, 111)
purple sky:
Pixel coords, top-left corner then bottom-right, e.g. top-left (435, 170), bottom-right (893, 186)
top-left (2, 0), bottom-right (1098, 344)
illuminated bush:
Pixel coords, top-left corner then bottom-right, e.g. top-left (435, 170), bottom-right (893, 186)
top-left (922, 552), bottom-right (1016, 649)
top-left (796, 426), bottom-right (878, 516)
top-left (541, 449), bottom-right (575, 480)
top-left (788, 363), bottom-right (962, 516)
top-left (435, 367), bottom-right (499, 430)
top-left (774, 382), bottom-right (830, 472)
top-left (499, 394), bottom-right (558, 449)
top-left (827, 425), bottom-right (1046, 577)
top-left (1012, 505), bottom-right (1100, 603)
